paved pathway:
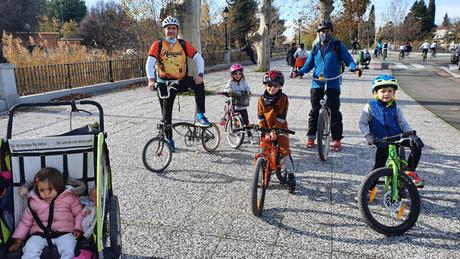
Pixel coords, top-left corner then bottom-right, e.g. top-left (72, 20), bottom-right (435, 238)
top-left (1, 59), bottom-right (459, 258)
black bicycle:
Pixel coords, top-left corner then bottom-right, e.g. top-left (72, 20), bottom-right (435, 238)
top-left (142, 81), bottom-right (221, 172)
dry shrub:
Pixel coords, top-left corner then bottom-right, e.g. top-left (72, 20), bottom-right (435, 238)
top-left (2, 32), bottom-right (113, 67)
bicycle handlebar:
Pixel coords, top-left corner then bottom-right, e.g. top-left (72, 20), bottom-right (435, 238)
top-left (295, 67), bottom-right (362, 81)
top-left (373, 130), bottom-right (416, 144)
top-left (156, 80), bottom-right (180, 99)
top-left (234, 125), bottom-right (295, 135)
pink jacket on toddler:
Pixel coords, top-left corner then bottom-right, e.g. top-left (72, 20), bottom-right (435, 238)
top-left (12, 188), bottom-right (83, 239)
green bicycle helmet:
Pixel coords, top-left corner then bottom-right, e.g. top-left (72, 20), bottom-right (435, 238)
top-left (371, 74), bottom-right (399, 93)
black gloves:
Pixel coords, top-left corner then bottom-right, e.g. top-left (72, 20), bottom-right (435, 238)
top-left (410, 135), bottom-right (424, 148)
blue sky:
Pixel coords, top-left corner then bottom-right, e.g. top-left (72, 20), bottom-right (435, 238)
top-left (84, 0), bottom-right (460, 38)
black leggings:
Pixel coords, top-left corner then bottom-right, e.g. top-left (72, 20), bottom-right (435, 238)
top-left (373, 140), bottom-right (422, 171)
top-left (156, 76), bottom-right (205, 139)
top-left (307, 88), bottom-right (342, 140)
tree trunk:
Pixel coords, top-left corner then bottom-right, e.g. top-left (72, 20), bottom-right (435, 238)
top-left (254, 0), bottom-right (271, 71)
top-left (318, 0), bottom-right (334, 21)
top-left (174, 0), bottom-right (201, 76)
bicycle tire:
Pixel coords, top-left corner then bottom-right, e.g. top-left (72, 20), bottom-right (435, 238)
top-left (317, 108), bottom-right (331, 161)
top-left (201, 123), bottom-right (221, 152)
top-left (251, 157), bottom-right (267, 216)
top-left (142, 137), bottom-right (172, 172)
top-left (357, 167), bottom-right (421, 236)
top-left (226, 115), bottom-right (245, 149)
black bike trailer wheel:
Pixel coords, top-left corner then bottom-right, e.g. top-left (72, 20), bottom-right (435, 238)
top-left (316, 108), bottom-right (331, 161)
top-left (142, 137), bottom-right (172, 172)
top-left (201, 123), bottom-right (221, 152)
top-left (226, 115), bottom-right (245, 149)
top-left (251, 157), bottom-right (267, 217)
top-left (357, 167), bottom-right (421, 236)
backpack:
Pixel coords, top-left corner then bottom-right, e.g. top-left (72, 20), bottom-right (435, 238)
top-left (311, 40), bottom-right (346, 73)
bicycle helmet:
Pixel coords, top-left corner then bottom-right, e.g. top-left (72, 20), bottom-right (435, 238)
top-left (316, 20), bottom-right (333, 32)
top-left (371, 75), bottom-right (399, 93)
top-left (230, 63), bottom-right (243, 73)
top-left (162, 16), bottom-right (179, 28)
top-left (263, 70), bottom-right (284, 86)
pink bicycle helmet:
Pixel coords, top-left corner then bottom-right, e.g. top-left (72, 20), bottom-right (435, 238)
top-left (230, 63), bottom-right (244, 73)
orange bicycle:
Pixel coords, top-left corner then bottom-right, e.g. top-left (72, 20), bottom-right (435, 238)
top-left (247, 126), bottom-right (295, 216)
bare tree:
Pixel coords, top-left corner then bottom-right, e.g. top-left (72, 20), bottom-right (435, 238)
top-left (252, 0), bottom-right (271, 71)
top-left (380, 0), bottom-right (409, 44)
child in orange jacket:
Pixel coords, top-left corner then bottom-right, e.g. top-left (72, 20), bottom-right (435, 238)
top-left (257, 70), bottom-right (296, 193)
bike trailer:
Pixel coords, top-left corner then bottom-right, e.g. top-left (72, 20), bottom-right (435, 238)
top-left (0, 101), bottom-right (121, 259)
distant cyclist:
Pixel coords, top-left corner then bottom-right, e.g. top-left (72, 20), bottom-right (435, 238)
top-left (382, 41), bottom-right (388, 60)
top-left (430, 41), bottom-right (438, 57)
top-left (146, 16), bottom-right (211, 151)
top-left (420, 40), bottom-right (430, 58)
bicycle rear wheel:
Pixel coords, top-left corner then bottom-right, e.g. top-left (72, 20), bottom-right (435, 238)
top-left (142, 137), bottom-right (172, 172)
top-left (251, 157), bottom-right (267, 216)
top-left (357, 167), bottom-right (420, 236)
top-left (201, 123), bottom-right (221, 152)
top-left (317, 108), bottom-right (331, 161)
top-left (226, 115), bottom-right (245, 149)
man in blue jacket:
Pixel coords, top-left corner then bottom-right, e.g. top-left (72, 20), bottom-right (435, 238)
top-left (295, 20), bottom-right (361, 151)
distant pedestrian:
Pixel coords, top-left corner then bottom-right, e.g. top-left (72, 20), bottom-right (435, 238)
top-left (286, 42), bottom-right (297, 77)
top-left (351, 39), bottom-right (360, 54)
top-left (293, 43), bottom-right (307, 77)
top-left (241, 42), bottom-right (257, 64)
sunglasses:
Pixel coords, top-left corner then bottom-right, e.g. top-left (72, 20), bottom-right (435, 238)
top-left (232, 71), bottom-right (243, 75)
top-left (266, 83), bottom-right (281, 88)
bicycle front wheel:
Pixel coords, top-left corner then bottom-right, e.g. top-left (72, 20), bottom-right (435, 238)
top-left (317, 108), bottom-right (331, 161)
top-left (357, 167), bottom-right (421, 236)
top-left (201, 123), bottom-right (221, 152)
top-left (226, 115), bottom-right (245, 149)
top-left (251, 157), bottom-right (267, 216)
top-left (142, 137), bottom-right (172, 172)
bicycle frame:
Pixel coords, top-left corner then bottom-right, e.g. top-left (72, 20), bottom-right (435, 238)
top-left (254, 137), bottom-right (281, 189)
top-left (380, 139), bottom-right (409, 203)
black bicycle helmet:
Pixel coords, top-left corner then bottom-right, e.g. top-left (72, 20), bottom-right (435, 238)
top-left (263, 70), bottom-right (284, 86)
top-left (316, 20), bottom-right (333, 32)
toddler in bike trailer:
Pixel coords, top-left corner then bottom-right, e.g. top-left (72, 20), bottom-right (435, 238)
top-left (257, 70), bottom-right (296, 193)
top-left (223, 63), bottom-right (253, 137)
top-left (9, 167), bottom-right (84, 258)
top-left (358, 75), bottom-right (425, 188)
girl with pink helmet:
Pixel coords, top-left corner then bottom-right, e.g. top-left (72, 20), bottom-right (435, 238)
top-left (223, 64), bottom-right (253, 137)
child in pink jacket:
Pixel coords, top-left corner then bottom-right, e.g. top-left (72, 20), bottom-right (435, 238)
top-left (9, 167), bottom-right (83, 259)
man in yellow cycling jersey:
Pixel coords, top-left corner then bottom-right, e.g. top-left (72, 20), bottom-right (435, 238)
top-left (145, 16), bottom-right (210, 151)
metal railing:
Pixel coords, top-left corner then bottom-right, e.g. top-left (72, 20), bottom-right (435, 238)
top-left (14, 48), bottom-right (287, 96)
top-left (14, 59), bottom-right (145, 96)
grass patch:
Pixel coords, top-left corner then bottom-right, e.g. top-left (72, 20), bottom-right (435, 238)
top-left (51, 93), bottom-right (93, 101)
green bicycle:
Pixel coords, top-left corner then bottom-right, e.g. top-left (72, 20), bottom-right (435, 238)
top-left (357, 131), bottom-right (421, 236)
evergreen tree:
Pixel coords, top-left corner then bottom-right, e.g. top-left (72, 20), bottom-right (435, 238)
top-left (427, 0), bottom-right (436, 29)
top-left (47, 0), bottom-right (87, 23)
top-left (229, 0), bottom-right (258, 46)
top-left (441, 13), bottom-right (450, 28)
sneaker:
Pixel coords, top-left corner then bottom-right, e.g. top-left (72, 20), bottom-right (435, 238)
top-left (331, 140), bottom-right (342, 152)
top-left (288, 173), bottom-right (296, 194)
top-left (166, 138), bottom-right (176, 152)
top-left (405, 171), bottom-right (424, 188)
top-left (195, 116), bottom-right (211, 127)
top-left (306, 138), bottom-right (315, 148)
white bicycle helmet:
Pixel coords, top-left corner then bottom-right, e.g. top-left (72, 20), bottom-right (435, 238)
top-left (162, 16), bottom-right (179, 28)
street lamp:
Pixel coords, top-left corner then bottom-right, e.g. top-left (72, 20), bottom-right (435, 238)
top-left (223, 7), bottom-right (229, 50)
top-left (297, 18), bottom-right (301, 45)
